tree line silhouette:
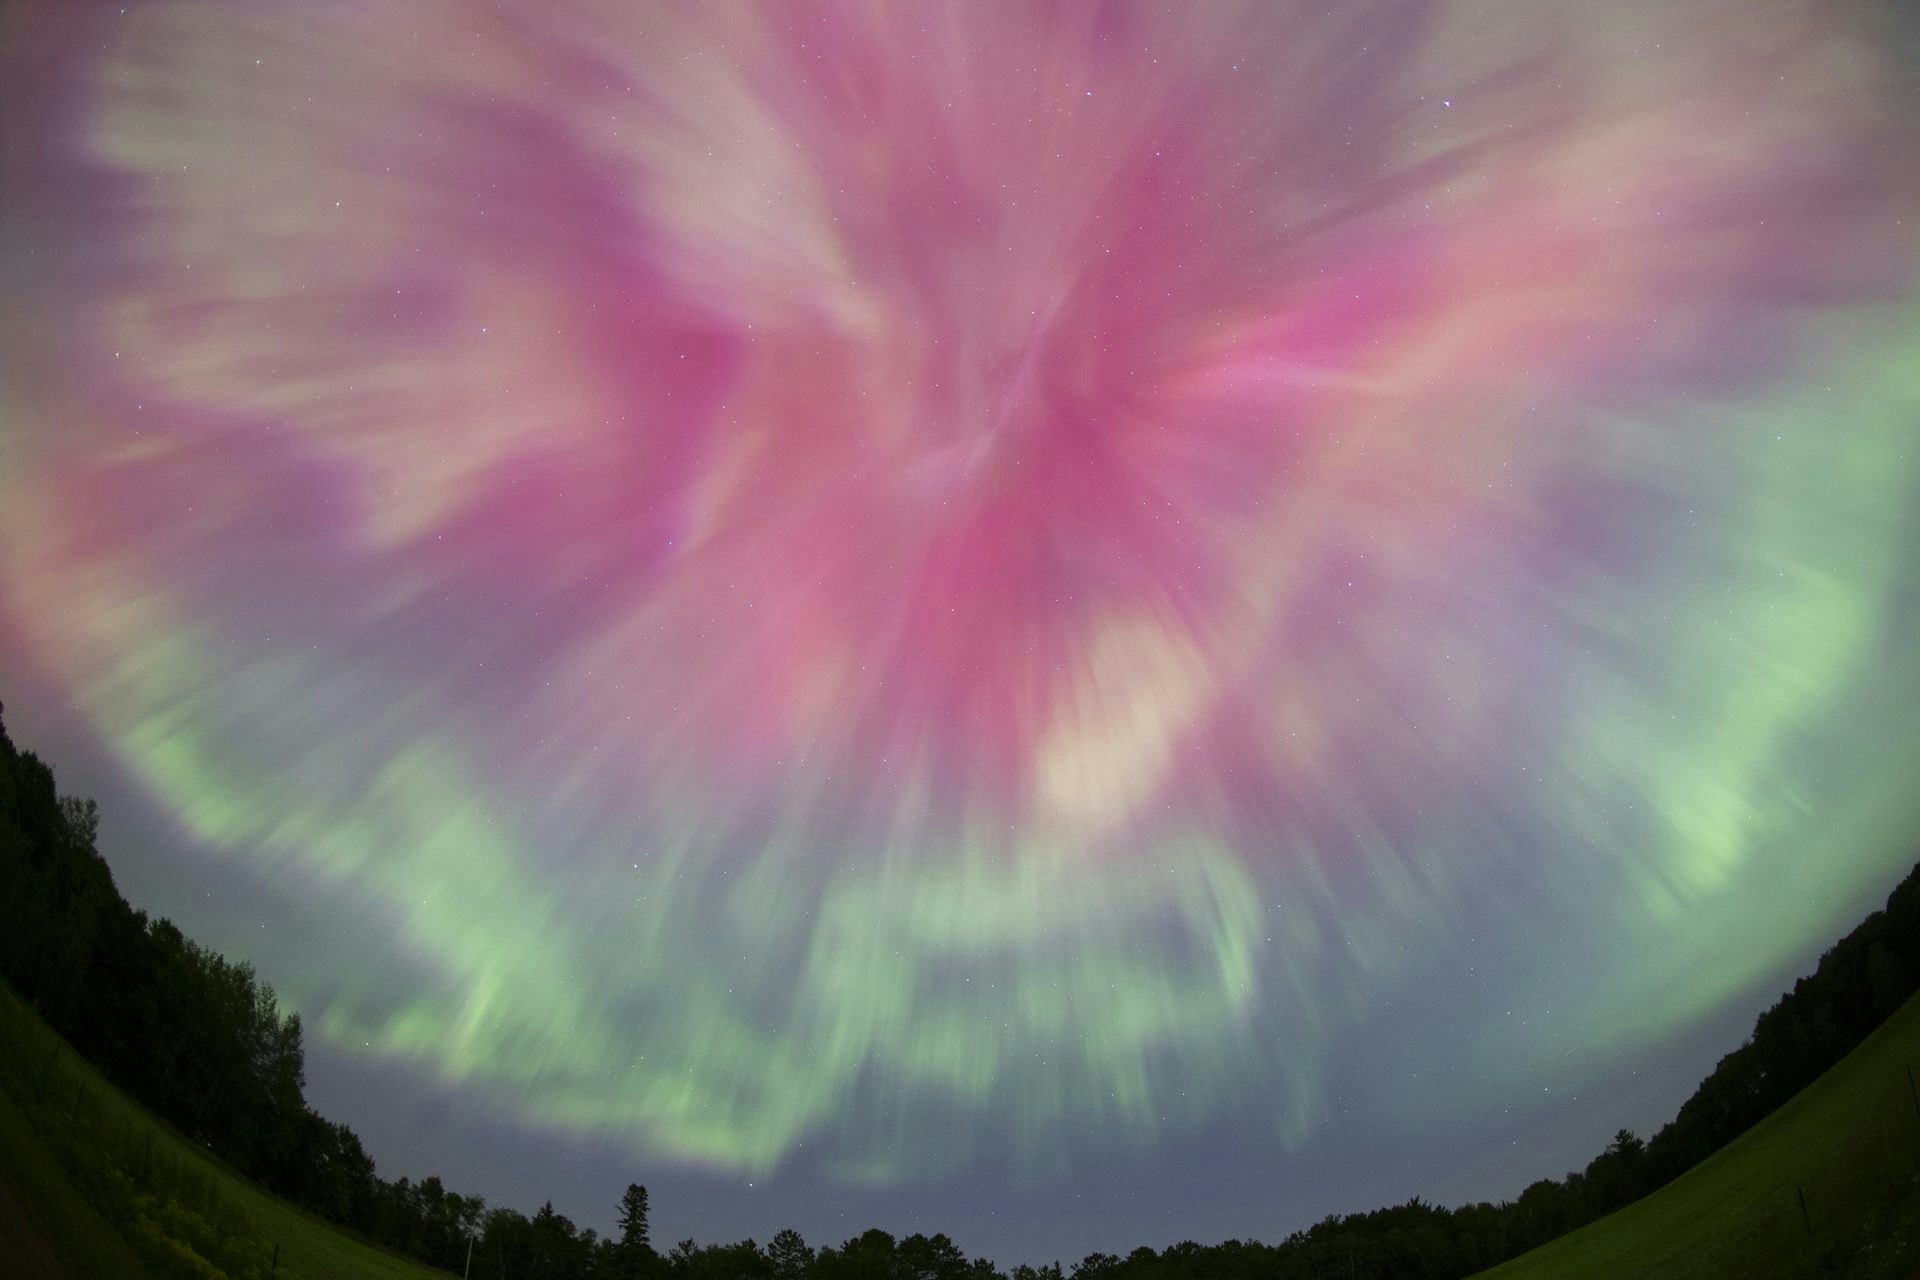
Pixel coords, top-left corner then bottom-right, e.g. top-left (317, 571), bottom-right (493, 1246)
top-left (1, 698), bottom-right (1916, 1278)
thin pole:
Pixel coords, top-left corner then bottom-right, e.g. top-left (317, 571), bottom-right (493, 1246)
top-left (464, 1235), bottom-right (474, 1280)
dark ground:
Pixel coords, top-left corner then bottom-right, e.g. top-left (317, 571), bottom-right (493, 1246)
top-left (0, 1175), bottom-right (69, 1280)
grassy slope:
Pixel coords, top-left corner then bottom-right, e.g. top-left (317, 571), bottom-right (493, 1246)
top-left (0, 1075), bottom-right (149, 1278)
top-left (1477, 991), bottom-right (1920, 1279)
top-left (0, 984), bottom-right (449, 1280)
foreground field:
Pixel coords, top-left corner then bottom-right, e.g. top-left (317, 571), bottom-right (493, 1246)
top-left (1478, 991), bottom-right (1920, 1279)
top-left (0, 983), bottom-right (447, 1280)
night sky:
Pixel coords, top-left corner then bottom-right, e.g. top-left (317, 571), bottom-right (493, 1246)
top-left (4, 0), bottom-right (1920, 1266)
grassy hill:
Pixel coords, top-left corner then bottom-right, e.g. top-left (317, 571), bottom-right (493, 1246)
top-left (1477, 990), bottom-right (1920, 1279)
top-left (0, 982), bottom-right (448, 1280)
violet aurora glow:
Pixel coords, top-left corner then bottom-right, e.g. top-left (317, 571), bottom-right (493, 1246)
top-left (3, 0), bottom-right (1919, 1205)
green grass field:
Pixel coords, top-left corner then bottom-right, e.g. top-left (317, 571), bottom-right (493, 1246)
top-left (1477, 991), bottom-right (1920, 1279)
top-left (0, 984), bottom-right (449, 1280)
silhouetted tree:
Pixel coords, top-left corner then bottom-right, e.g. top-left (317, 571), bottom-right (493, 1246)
top-left (621, 1182), bottom-right (653, 1249)
top-left (769, 1228), bottom-right (816, 1280)
top-left (612, 1182), bottom-right (656, 1278)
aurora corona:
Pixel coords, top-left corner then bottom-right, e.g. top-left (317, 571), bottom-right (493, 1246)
top-left (2, 0), bottom-right (1918, 1225)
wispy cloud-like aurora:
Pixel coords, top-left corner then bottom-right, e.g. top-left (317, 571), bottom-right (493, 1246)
top-left (2, 0), bottom-right (1918, 1196)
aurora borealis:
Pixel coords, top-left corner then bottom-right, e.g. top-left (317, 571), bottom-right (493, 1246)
top-left (3, 0), bottom-right (1920, 1260)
